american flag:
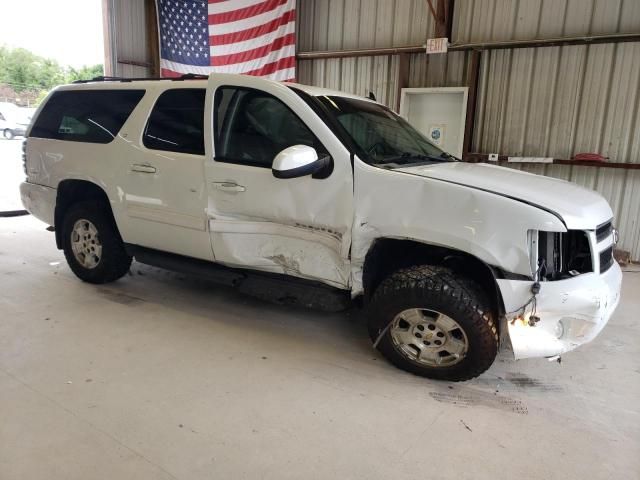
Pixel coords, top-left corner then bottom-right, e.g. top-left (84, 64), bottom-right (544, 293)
top-left (157, 0), bottom-right (296, 81)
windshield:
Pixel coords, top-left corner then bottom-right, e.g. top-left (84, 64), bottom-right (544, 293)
top-left (315, 95), bottom-right (456, 167)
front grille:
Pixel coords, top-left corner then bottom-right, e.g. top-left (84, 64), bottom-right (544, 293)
top-left (596, 220), bottom-right (613, 242)
top-left (600, 246), bottom-right (614, 273)
top-left (537, 230), bottom-right (592, 279)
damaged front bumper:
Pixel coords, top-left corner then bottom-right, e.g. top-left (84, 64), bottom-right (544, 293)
top-left (497, 262), bottom-right (622, 359)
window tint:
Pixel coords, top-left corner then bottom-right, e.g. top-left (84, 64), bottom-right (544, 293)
top-left (214, 87), bottom-right (324, 168)
top-left (0, 112), bottom-right (5, 121)
top-left (30, 90), bottom-right (145, 143)
top-left (143, 89), bottom-right (205, 155)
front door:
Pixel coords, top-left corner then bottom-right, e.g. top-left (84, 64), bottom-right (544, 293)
top-left (204, 77), bottom-right (353, 288)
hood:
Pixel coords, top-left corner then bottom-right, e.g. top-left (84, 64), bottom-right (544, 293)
top-left (396, 162), bottom-right (612, 230)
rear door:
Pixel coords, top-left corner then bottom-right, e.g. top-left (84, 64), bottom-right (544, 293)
top-left (118, 87), bottom-right (213, 261)
top-left (204, 76), bottom-right (353, 288)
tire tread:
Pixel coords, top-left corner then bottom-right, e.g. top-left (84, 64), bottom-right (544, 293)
top-left (368, 265), bottom-right (498, 381)
top-left (61, 200), bottom-right (131, 284)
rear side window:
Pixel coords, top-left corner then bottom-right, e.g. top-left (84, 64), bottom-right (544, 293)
top-left (143, 89), bottom-right (205, 155)
top-left (30, 90), bottom-right (145, 143)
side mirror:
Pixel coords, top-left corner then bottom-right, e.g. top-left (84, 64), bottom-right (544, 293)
top-left (272, 145), bottom-right (333, 179)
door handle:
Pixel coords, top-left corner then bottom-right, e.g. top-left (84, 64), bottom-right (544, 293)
top-left (131, 164), bottom-right (157, 174)
top-left (213, 182), bottom-right (246, 193)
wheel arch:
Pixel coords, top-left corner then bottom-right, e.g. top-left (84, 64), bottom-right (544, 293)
top-left (54, 179), bottom-right (117, 249)
top-left (361, 238), bottom-right (508, 317)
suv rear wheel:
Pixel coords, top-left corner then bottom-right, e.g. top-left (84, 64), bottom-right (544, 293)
top-left (367, 265), bottom-right (498, 381)
top-left (3, 129), bottom-right (14, 140)
top-left (61, 201), bottom-right (132, 284)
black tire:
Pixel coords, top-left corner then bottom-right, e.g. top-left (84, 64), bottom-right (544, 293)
top-left (367, 265), bottom-right (498, 381)
top-left (61, 201), bottom-right (132, 284)
top-left (3, 129), bottom-right (14, 140)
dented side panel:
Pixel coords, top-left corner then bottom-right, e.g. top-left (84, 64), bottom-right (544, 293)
top-left (209, 218), bottom-right (350, 288)
top-left (204, 75), bottom-right (354, 288)
top-left (350, 159), bottom-right (567, 296)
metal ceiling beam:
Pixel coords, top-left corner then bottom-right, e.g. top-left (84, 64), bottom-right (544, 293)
top-left (425, 0), bottom-right (437, 20)
top-left (296, 32), bottom-right (640, 60)
top-left (462, 153), bottom-right (640, 170)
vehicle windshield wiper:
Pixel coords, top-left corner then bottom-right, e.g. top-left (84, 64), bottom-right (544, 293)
top-left (439, 151), bottom-right (459, 161)
top-left (378, 152), bottom-right (449, 164)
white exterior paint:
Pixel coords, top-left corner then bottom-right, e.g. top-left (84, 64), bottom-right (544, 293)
top-left (500, 256), bottom-right (622, 359)
top-left (20, 74), bottom-right (622, 361)
top-left (272, 145), bottom-right (319, 173)
top-left (395, 162), bottom-right (614, 230)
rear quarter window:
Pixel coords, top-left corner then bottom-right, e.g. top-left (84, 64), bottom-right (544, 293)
top-left (30, 90), bottom-right (145, 143)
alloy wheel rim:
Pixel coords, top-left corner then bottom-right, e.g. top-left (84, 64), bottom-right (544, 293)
top-left (70, 219), bottom-right (102, 269)
top-left (389, 308), bottom-right (469, 367)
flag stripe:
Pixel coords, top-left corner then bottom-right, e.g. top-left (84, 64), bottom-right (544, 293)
top-left (211, 32), bottom-right (295, 66)
top-left (209, 0), bottom-right (288, 24)
top-left (161, 62), bottom-right (296, 83)
top-left (211, 43), bottom-right (295, 74)
top-left (208, 0), bottom-right (266, 14)
top-left (160, 68), bottom-right (183, 78)
top-left (207, 3), bottom-right (291, 35)
top-left (160, 64), bottom-right (296, 82)
top-left (243, 55), bottom-right (295, 76)
top-left (209, 9), bottom-right (295, 45)
top-left (160, 58), bottom-right (218, 75)
top-left (210, 17), bottom-right (294, 56)
top-left (265, 67), bottom-right (296, 82)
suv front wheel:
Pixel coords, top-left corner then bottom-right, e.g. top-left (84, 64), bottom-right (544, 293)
top-left (367, 265), bottom-right (498, 381)
top-left (61, 201), bottom-right (132, 284)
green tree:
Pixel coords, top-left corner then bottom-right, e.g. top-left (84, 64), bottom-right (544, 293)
top-left (66, 64), bottom-right (104, 82)
top-left (0, 46), bottom-right (66, 92)
top-left (0, 45), bottom-right (104, 105)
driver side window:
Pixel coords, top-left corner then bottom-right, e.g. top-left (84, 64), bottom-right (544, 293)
top-left (214, 87), bottom-right (325, 168)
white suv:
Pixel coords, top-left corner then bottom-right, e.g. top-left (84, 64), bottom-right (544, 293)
top-left (20, 74), bottom-right (622, 381)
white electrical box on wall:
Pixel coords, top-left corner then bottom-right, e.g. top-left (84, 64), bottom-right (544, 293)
top-left (399, 87), bottom-right (468, 158)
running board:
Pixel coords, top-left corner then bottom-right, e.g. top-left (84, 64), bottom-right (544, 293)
top-left (125, 245), bottom-right (350, 312)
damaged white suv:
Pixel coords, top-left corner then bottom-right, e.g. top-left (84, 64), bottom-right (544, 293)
top-left (21, 74), bottom-right (622, 381)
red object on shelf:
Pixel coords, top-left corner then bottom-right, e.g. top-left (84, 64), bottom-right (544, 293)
top-left (573, 153), bottom-right (608, 162)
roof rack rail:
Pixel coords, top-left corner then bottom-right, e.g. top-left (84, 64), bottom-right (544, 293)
top-left (72, 73), bottom-right (209, 84)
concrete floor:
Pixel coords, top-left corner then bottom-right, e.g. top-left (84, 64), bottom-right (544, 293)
top-left (1, 214), bottom-right (639, 480)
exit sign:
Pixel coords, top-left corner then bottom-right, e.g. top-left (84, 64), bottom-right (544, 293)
top-left (426, 38), bottom-right (448, 54)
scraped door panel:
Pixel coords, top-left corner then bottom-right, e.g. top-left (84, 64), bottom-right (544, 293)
top-left (204, 76), bottom-right (353, 288)
top-left (210, 218), bottom-right (350, 287)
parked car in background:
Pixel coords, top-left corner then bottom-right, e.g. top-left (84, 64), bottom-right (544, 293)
top-left (0, 102), bottom-right (31, 139)
top-left (21, 107), bottom-right (37, 123)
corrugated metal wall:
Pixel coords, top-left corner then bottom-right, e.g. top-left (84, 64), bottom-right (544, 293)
top-left (453, 0), bottom-right (640, 42)
top-left (297, 0), bottom-right (640, 259)
top-left (462, 0), bottom-right (640, 260)
top-left (104, 0), bottom-right (153, 77)
top-left (297, 0), bottom-right (437, 106)
top-left (104, 0), bottom-right (640, 259)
